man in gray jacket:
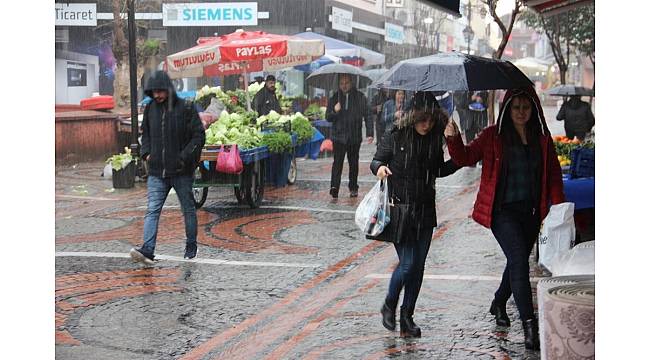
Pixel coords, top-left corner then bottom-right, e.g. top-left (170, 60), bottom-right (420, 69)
top-left (129, 71), bottom-right (205, 264)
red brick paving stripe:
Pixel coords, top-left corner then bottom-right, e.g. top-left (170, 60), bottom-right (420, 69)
top-left (56, 268), bottom-right (179, 288)
top-left (199, 181), bottom-right (479, 359)
top-left (56, 210), bottom-right (215, 245)
top-left (196, 244), bottom-right (396, 360)
top-left (56, 330), bottom-right (81, 346)
top-left (56, 275), bottom-right (179, 298)
top-left (265, 278), bottom-right (382, 360)
top-left (204, 211), bottom-right (317, 254)
top-left (178, 241), bottom-right (384, 360)
top-left (76, 285), bottom-right (182, 308)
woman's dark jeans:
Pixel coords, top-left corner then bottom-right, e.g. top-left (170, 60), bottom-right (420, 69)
top-left (491, 205), bottom-right (540, 321)
top-left (386, 226), bottom-right (434, 312)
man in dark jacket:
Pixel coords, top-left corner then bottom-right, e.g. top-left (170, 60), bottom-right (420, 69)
top-left (129, 70), bottom-right (205, 265)
top-left (556, 96), bottom-right (595, 140)
top-left (326, 74), bottom-right (373, 198)
top-left (252, 74), bottom-right (281, 116)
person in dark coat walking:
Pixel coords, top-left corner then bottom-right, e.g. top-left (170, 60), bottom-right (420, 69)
top-left (556, 95), bottom-right (595, 140)
top-left (252, 75), bottom-right (281, 116)
top-left (326, 74), bottom-right (374, 198)
top-left (370, 88), bottom-right (390, 146)
top-left (129, 70), bottom-right (206, 265)
top-left (444, 87), bottom-right (565, 350)
top-left (371, 104), bottom-right (459, 338)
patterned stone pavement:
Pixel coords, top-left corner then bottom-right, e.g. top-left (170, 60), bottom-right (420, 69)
top-left (55, 141), bottom-right (545, 359)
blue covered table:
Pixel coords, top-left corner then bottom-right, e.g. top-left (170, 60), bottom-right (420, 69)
top-left (562, 175), bottom-right (594, 210)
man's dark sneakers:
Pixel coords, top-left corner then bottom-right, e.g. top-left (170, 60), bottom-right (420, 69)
top-left (329, 187), bottom-right (339, 199)
top-left (184, 243), bottom-right (198, 259)
top-left (350, 189), bottom-right (358, 198)
top-left (130, 248), bottom-right (155, 265)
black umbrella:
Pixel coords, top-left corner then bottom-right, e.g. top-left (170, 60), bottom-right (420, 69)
top-left (306, 63), bottom-right (372, 89)
top-left (546, 84), bottom-right (594, 97)
top-left (370, 52), bottom-right (533, 91)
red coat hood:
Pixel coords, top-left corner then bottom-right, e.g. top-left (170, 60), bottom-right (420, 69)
top-left (497, 87), bottom-right (550, 137)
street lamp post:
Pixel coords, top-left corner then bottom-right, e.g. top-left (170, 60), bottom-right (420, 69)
top-left (127, 0), bottom-right (139, 159)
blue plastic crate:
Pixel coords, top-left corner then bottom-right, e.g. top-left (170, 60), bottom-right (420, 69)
top-left (570, 147), bottom-right (595, 179)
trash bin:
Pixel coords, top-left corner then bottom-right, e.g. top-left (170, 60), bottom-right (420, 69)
top-left (112, 161), bottom-right (136, 189)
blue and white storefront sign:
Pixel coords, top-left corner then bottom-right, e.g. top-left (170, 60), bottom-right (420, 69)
top-left (384, 22), bottom-right (404, 44)
top-left (163, 2), bottom-right (258, 27)
top-left (55, 3), bottom-right (97, 26)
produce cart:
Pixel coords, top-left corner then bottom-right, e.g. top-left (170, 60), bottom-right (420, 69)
top-left (192, 145), bottom-right (268, 209)
top-left (191, 128), bottom-right (324, 209)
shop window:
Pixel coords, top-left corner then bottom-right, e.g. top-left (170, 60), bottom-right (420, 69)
top-left (67, 62), bottom-right (87, 87)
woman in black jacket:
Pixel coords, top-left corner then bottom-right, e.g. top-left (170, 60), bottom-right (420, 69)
top-left (370, 104), bottom-right (458, 337)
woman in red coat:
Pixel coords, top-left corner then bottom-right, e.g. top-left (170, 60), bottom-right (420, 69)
top-left (444, 87), bottom-right (565, 350)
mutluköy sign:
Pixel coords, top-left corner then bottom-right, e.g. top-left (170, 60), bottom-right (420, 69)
top-left (163, 2), bottom-right (258, 26)
top-left (55, 3), bottom-right (97, 26)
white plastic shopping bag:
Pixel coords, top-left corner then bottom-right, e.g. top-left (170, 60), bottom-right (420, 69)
top-left (538, 202), bottom-right (576, 273)
top-left (355, 179), bottom-right (390, 236)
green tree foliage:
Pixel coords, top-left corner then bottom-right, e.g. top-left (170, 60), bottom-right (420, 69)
top-left (520, 5), bottom-right (595, 84)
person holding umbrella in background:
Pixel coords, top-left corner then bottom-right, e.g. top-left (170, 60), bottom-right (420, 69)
top-left (326, 74), bottom-right (374, 198)
top-left (556, 95), bottom-right (595, 141)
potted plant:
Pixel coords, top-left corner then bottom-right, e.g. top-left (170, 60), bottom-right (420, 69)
top-left (106, 147), bottom-right (135, 189)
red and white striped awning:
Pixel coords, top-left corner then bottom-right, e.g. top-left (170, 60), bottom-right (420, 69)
top-left (166, 30), bottom-right (324, 78)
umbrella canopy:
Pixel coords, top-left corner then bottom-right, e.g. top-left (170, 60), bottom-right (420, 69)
top-left (166, 30), bottom-right (324, 78)
top-left (306, 63), bottom-right (372, 89)
top-left (370, 52), bottom-right (534, 91)
top-left (293, 31), bottom-right (385, 67)
top-left (293, 54), bottom-right (341, 73)
top-left (365, 68), bottom-right (389, 82)
top-left (546, 84), bottom-right (594, 97)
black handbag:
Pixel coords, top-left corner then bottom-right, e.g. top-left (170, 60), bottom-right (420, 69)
top-left (365, 200), bottom-right (412, 244)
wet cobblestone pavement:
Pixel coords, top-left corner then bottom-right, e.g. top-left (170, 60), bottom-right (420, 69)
top-left (56, 142), bottom-right (546, 359)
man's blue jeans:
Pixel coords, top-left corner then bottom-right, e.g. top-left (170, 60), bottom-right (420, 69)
top-left (386, 226), bottom-right (434, 311)
top-left (141, 175), bottom-right (197, 256)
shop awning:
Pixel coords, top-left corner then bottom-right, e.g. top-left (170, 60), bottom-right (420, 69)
top-left (293, 31), bottom-right (385, 67)
top-left (523, 0), bottom-right (594, 16)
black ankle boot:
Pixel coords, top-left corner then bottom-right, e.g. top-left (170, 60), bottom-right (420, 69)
top-left (400, 308), bottom-right (421, 338)
top-left (380, 301), bottom-right (396, 331)
top-left (523, 318), bottom-right (540, 350)
top-left (489, 300), bottom-right (511, 327)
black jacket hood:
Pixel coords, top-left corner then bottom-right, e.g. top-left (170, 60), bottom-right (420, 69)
top-left (144, 70), bottom-right (177, 103)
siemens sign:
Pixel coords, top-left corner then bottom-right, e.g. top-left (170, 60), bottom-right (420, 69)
top-left (163, 3), bottom-right (258, 27)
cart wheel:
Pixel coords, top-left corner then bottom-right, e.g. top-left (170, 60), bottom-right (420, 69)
top-left (244, 160), bottom-right (265, 208)
top-left (234, 187), bottom-right (245, 204)
top-left (192, 187), bottom-right (208, 208)
top-left (287, 158), bottom-right (297, 185)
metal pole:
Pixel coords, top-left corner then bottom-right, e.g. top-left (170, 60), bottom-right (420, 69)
top-left (128, 0), bottom-right (139, 158)
top-left (467, 1), bottom-right (472, 55)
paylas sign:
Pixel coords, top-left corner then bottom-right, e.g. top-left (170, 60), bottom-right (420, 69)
top-left (163, 2), bottom-right (258, 26)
